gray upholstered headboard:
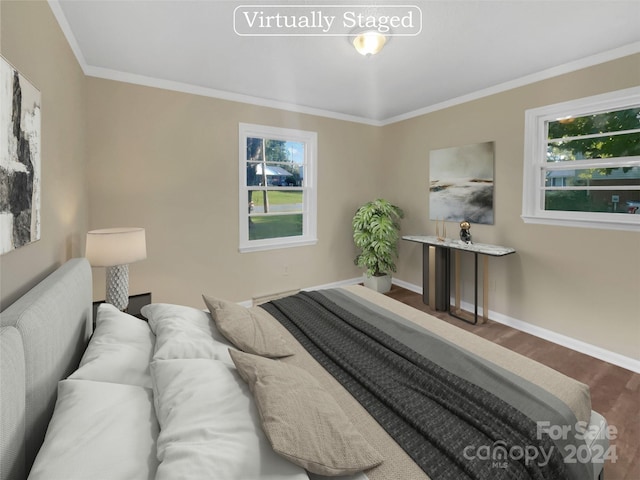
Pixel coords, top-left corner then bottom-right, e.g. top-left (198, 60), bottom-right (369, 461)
top-left (0, 258), bottom-right (92, 480)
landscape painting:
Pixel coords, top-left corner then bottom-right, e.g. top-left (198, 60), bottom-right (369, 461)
top-left (0, 56), bottom-right (41, 254)
top-left (429, 141), bottom-right (494, 225)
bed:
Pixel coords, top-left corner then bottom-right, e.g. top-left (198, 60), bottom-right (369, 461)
top-left (0, 258), bottom-right (610, 480)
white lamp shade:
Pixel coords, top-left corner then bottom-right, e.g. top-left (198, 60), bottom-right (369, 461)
top-left (85, 227), bottom-right (147, 267)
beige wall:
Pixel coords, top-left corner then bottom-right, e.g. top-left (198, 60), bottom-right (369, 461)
top-left (387, 54), bottom-right (640, 360)
top-left (86, 78), bottom-right (383, 308)
top-left (0, 0), bottom-right (88, 308)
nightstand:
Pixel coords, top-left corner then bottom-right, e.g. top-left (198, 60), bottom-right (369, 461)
top-left (92, 292), bottom-right (152, 324)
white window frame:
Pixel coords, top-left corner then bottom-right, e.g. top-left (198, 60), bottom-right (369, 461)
top-left (522, 86), bottom-right (640, 232)
top-left (238, 123), bottom-right (318, 253)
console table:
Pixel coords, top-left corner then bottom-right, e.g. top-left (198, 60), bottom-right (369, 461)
top-left (402, 235), bottom-right (515, 324)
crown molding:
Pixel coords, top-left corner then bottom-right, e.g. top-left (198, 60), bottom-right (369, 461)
top-left (48, 0), bottom-right (640, 127)
top-left (381, 41), bottom-right (640, 125)
top-left (83, 65), bottom-right (385, 126)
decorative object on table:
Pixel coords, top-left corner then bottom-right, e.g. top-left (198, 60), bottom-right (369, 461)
top-left (353, 199), bottom-right (404, 293)
top-left (435, 218), bottom-right (447, 241)
top-left (459, 221), bottom-right (472, 244)
top-left (0, 56), bottom-right (41, 255)
top-left (429, 141), bottom-right (494, 225)
top-left (85, 227), bottom-right (147, 311)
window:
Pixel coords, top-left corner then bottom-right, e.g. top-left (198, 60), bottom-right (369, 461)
top-left (239, 123), bottom-right (317, 252)
top-left (522, 87), bottom-right (640, 231)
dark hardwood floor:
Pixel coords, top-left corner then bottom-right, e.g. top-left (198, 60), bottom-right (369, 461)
top-left (386, 285), bottom-right (640, 480)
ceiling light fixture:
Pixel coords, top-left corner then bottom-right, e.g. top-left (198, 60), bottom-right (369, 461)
top-left (352, 31), bottom-right (387, 56)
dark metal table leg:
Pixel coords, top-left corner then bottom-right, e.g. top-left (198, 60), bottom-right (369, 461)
top-left (422, 243), bottom-right (430, 305)
top-left (473, 252), bottom-right (479, 324)
top-left (434, 247), bottom-right (450, 311)
top-left (449, 251), bottom-right (480, 325)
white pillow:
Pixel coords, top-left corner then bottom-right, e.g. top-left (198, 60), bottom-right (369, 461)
top-left (28, 379), bottom-right (159, 480)
top-left (151, 358), bottom-right (308, 480)
top-left (142, 303), bottom-right (234, 362)
top-left (69, 303), bottom-right (155, 387)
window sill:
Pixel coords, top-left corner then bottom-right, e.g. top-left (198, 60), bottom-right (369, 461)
top-left (239, 237), bottom-right (318, 253)
top-left (521, 214), bottom-right (640, 232)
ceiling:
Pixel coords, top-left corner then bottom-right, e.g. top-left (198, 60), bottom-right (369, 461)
top-left (50, 0), bottom-right (640, 125)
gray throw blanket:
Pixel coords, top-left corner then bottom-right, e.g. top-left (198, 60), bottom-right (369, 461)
top-left (261, 291), bottom-right (570, 480)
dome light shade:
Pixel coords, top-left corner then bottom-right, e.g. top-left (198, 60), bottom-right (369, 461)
top-left (353, 31), bottom-right (387, 56)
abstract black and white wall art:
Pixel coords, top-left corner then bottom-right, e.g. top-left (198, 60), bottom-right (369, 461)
top-left (1, 56), bottom-right (41, 254)
top-left (429, 141), bottom-right (495, 225)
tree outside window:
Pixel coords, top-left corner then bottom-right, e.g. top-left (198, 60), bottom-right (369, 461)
top-left (522, 87), bottom-right (640, 231)
top-left (239, 124), bottom-right (317, 252)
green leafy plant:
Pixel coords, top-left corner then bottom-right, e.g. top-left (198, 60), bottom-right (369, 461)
top-left (353, 199), bottom-right (404, 277)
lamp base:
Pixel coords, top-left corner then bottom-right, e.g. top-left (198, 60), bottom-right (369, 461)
top-left (106, 264), bottom-right (129, 311)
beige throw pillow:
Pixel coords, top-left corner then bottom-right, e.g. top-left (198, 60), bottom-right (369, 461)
top-left (229, 349), bottom-right (384, 476)
top-left (203, 295), bottom-right (294, 358)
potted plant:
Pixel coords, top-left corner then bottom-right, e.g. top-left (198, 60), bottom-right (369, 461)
top-left (353, 199), bottom-right (404, 293)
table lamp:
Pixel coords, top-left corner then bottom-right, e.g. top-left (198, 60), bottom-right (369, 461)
top-left (85, 227), bottom-right (147, 311)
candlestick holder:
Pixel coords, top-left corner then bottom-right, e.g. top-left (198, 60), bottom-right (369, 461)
top-left (436, 218), bottom-right (446, 241)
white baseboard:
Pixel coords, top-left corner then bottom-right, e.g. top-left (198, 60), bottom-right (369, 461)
top-left (391, 279), bottom-right (640, 374)
top-left (392, 277), bottom-right (422, 294)
top-left (303, 277), bottom-right (362, 292)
